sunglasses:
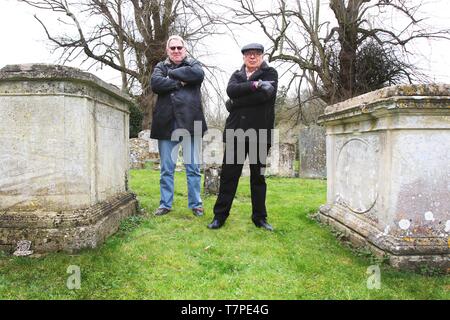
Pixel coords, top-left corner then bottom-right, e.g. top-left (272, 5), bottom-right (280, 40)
top-left (244, 51), bottom-right (263, 57)
top-left (169, 46), bottom-right (184, 51)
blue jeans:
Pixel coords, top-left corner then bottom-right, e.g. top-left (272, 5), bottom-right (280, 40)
top-left (158, 136), bottom-right (202, 209)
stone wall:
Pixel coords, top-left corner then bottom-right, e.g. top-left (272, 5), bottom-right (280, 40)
top-left (0, 64), bottom-right (138, 253)
top-left (130, 138), bottom-right (150, 169)
top-left (129, 130), bottom-right (160, 169)
top-left (317, 84), bottom-right (450, 271)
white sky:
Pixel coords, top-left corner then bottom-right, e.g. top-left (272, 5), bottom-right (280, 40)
top-left (0, 0), bottom-right (449, 88)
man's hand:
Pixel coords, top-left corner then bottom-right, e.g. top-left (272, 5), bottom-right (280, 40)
top-left (258, 80), bottom-right (275, 89)
top-left (167, 70), bottom-right (187, 86)
top-left (258, 80), bottom-right (275, 95)
top-left (171, 79), bottom-right (186, 89)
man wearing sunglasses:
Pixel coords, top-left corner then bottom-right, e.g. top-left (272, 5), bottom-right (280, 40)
top-left (208, 43), bottom-right (278, 231)
top-left (150, 35), bottom-right (207, 217)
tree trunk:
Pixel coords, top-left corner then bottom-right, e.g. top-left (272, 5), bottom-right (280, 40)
top-left (339, 41), bottom-right (356, 101)
top-left (117, 0), bottom-right (128, 93)
top-left (139, 89), bottom-right (157, 130)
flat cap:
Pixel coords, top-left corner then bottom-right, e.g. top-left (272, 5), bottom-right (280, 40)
top-left (241, 43), bottom-right (264, 54)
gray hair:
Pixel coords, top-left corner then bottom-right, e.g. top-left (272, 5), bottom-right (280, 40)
top-left (166, 35), bottom-right (186, 49)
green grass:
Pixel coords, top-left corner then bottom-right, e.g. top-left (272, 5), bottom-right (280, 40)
top-left (0, 169), bottom-right (448, 299)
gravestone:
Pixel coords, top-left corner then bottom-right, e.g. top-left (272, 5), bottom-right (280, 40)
top-left (276, 143), bottom-right (295, 177)
top-left (298, 125), bottom-right (326, 179)
top-left (0, 64), bottom-right (138, 253)
top-left (242, 142), bottom-right (295, 177)
top-left (317, 84), bottom-right (450, 271)
top-left (202, 127), bottom-right (224, 167)
top-left (138, 129), bottom-right (159, 159)
top-left (202, 127), bottom-right (224, 194)
top-left (203, 166), bottom-right (221, 195)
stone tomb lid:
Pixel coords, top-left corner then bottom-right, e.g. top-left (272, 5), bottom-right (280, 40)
top-left (321, 83), bottom-right (450, 120)
top-left (0, 63), bottom-right (133, 105)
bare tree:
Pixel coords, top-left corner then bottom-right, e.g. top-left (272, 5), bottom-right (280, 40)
top-left (224, 0), bottom-right (450, 106)
top-left (19, 0), bottom-right (221, 129)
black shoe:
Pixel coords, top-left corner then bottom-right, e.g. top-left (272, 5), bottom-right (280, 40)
top-left (192, 207), bottom-right (204, 217)
top-left (153, 207), bottom-right (171, 216)
top-left (207, 218), bottom-right (225, 229)
top-left (253, 219), bottom-right (274, 231)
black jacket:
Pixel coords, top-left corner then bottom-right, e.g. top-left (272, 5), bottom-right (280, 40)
top-left (223, 61), bottom-right (278, 144)
top-left (150, 57), bottom-right (207, 140)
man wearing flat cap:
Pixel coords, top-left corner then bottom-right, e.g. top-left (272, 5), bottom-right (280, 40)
top-left (207, 42), bottom-right (278, 231)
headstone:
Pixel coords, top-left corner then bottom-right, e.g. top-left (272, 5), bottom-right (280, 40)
top-left (138, 129), bottom-right (159, 159)
top-left (298, 125), bottom-right (326, 179)
top-left (202, 127), bottom-right (224, 167)
top-left (202, 128), bottom-right (224, 193)
top-left (277, 143), bottom-right (295, 177)
top-left (0, 64), bottom-right (138, 253)
top-left (202, 129), bottom-right (294, 178)
top-left (241, 158), bottom-right (251, 177)
top-left (204, 166), bottom-right (221, 195)
top-left (246, 142), bottom-right (295, 177)
top-left (137, 129), bottom-right (151, 140)
top-left (317, 84), bottom-right (450, 271)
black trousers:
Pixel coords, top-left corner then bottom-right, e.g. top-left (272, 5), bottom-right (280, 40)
top-left (213, 140), bottom-right (269, 222)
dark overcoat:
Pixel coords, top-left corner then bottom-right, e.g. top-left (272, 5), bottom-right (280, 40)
top-left (224, 61), bottom-right (278, 145)
top-left (150, 57), bottom-right (207, 140)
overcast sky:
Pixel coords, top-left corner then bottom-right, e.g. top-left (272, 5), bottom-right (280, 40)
top-left (0, 0), bottom-right (449, 89)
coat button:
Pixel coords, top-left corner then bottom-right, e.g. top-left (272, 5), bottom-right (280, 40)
top-left (241, 115), bottom-right (246, 119)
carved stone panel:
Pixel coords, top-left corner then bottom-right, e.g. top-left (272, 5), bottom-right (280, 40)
top-left (334, 136), bottom-right (379, 215)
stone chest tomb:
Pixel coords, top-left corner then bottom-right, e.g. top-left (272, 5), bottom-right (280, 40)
top-left (318, 84), bottom-right (449, 271)
top-left (0, 64), bottom-right (138, 253)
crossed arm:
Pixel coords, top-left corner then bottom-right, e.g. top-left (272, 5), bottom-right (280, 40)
top-left (168, 60), bottom-right (205, 84)
top-left (151, 60), bottom-right (205, 94)
top-left (226, 68), bottom-right (278, 110)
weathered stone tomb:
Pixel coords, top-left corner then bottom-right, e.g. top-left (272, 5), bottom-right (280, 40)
top-left (0, 64), bottom-right (138, 253)
top-left (318, 84), bottom-right (449, 271)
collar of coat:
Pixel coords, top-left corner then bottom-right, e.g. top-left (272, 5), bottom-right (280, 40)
top-left (164, 56), bottom-right (194, 67)
top-left (237, 61), bottom-right (270, 81)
